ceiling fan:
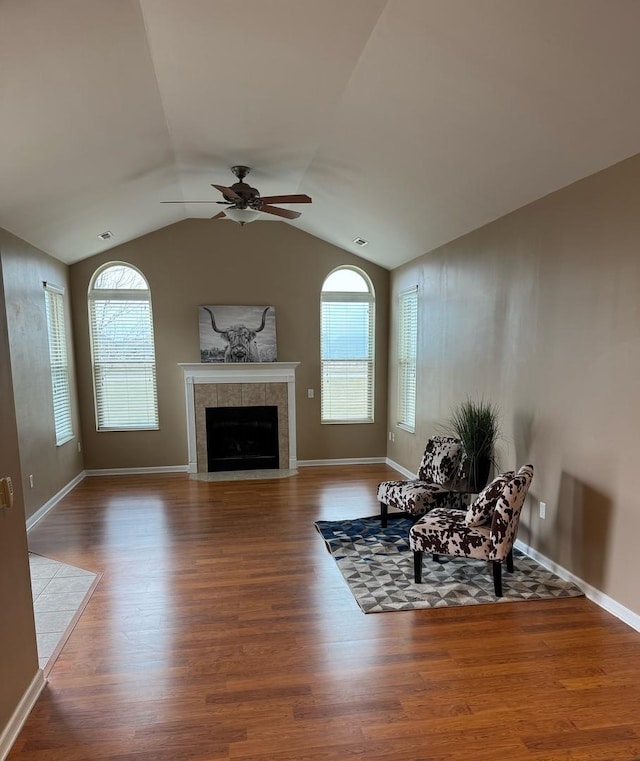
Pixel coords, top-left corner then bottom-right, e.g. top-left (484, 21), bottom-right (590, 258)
top-left (161, 166), bottom-right (312, 225)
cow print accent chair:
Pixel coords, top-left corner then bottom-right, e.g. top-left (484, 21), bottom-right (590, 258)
top-left (409, 464), bottom-right (534, 597)
top-left (377, 436), bottom-right (467, 528)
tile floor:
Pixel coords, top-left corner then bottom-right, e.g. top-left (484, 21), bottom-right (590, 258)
top-left (29, 553), bottom-right (99, 671)
top-left (190, 468), bottom-right (297, 481)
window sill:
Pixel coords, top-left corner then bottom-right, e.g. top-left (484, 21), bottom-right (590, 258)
top-left (321, 420), bottom-right (374, 425)
top-left (97, 426), bottom-right (160, 432)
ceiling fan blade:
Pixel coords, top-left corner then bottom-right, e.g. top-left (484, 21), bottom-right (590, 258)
top-left (260, 205), bottom-right (301, 220)
top-left (161, 200), bottom-right (218, 203)
top-left (212, 184), bottom-right (241, 201)
top-left (259, 194), bottom-right (312, 204)
top-left (212, 211), bottom-right (227, 220)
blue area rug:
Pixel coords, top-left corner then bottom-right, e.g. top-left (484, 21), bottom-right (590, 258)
top-left (315, 516), bottom-right (583, 613)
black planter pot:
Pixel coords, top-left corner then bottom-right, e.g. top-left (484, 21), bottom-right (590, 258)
top-left (467, 456), bottom-right (492, 493)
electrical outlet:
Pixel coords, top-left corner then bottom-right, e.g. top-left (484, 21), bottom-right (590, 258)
top-left (539, 501), bottom-right (546, 519)
top-left (307, 388), bottom-right (314, 399)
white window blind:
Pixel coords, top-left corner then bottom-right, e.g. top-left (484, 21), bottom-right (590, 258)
top-left (44, 283), bottom-right (74, 445)
top-left (397, 286), bottom-right (418, 431)
top-left (88, 264), bottom-right (159, 431)
top-left (321, 267), bottom-right (375, 423)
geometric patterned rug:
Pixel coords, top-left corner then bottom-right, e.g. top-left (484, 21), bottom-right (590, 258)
top-left (314, 516), bottom-right (584, 613)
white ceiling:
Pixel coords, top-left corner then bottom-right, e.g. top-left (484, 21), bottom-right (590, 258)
top-left (2, 0), bottom-right (640, 270)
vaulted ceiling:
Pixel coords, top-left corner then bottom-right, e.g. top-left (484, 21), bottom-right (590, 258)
top-left (2, 0), bottom-right (640, 270)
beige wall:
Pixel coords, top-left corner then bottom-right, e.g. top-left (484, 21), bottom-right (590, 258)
top-left (388, 153), bottom-right (640, 617)
top-left (69, 220), bottom-right (389, 469)
top-left (0, 253), bottom-right (39, 732)
top-left (1, 230), bottom-right (83, 520)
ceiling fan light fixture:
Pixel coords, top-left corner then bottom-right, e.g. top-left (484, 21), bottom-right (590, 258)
top-left (224, 207), bottom-right (261, 226)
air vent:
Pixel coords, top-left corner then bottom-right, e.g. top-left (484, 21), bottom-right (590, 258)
top-left (353, 237), bottom-right (368, 247)
top-left (97, 231), bottom-right (113, 241)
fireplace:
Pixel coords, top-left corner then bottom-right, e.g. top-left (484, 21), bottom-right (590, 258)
top-left (179, 363), bottom-right (299, 474)
top-left (206, 405), bottom-right (279, 471)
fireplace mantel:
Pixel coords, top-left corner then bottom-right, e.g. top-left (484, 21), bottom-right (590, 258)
top-left (179, 363), bottom-right (300, 473)
top-left (179, 362), bottom-right (299, 384)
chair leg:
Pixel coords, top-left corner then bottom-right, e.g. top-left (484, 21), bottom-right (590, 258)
top-left (432, 553), bottom-right (440, 563)
top-left (414, 551), bottom-right (423, 583)
top-left (492, 561), bottom-right (503, 597)
top-left (506, 548), bottom-right (514, 573)
top-left (380, 502), bottom-right (388, 528)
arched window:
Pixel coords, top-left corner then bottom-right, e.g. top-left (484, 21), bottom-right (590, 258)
top-left (88, 262), bottom-right (158, 431)
top-left (320, 266), bottom-right (375, 423)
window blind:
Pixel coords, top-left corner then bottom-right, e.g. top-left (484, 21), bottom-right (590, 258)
top-left (89, 267), bottom-right (158, 431)
top-left (321, 290), bottom-right (374, 423)
top-left (44, 283), bottom-right (74, 445)
top-left (397, 287), bottom-right (418, 431)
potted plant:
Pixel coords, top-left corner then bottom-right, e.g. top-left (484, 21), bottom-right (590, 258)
top-left (446, 398), bottom-right (501, 492)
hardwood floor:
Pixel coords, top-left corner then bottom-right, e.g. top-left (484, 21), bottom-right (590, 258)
top-left (10, 465), bottom-right (640, 761)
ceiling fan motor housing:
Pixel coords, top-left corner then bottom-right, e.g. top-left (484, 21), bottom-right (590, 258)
top-left (162, 165), bottom-right (309, 219)
top-left (227, 181), bottom-right (261, 209)
top-left (219, 167), bottom-right (259, 208)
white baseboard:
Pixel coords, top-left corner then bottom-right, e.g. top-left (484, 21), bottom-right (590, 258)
top-left (26, 471), bottom-right (85, 532)
top-left (384, 457), bottom-right (416, 479)
top-left (297, 457), bottom-right (387, 467)
top-left (84, 465), bottom-right (189, 476)
top-left (0, 670), bottom-right (46, 761)
top-left (27, 467), bottom-right (189, 531)
top-left (515, 539), bottom-right (640, 632)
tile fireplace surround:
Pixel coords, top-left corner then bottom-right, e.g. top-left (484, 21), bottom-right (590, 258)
top-left (179, 363), bottom-right (299, 473)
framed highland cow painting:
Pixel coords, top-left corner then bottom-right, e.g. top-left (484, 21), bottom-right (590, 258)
top-left (199, 305), bottom-right (277, 363)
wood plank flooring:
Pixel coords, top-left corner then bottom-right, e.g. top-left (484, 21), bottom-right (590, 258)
top-left (10, 465), bottom-right (640, 761)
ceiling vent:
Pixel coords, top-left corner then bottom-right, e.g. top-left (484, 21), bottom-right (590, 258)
top-left (353, 237), bottom-right (368, 247)
top-left (97, 230), bottom-right (113, 241)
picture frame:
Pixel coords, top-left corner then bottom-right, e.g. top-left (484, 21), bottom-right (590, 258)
top-left (199, 305), bottom-right (277, 363)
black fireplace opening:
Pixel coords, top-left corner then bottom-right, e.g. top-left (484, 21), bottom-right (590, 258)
top-left (206, 406), bottom-right (279, 472)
